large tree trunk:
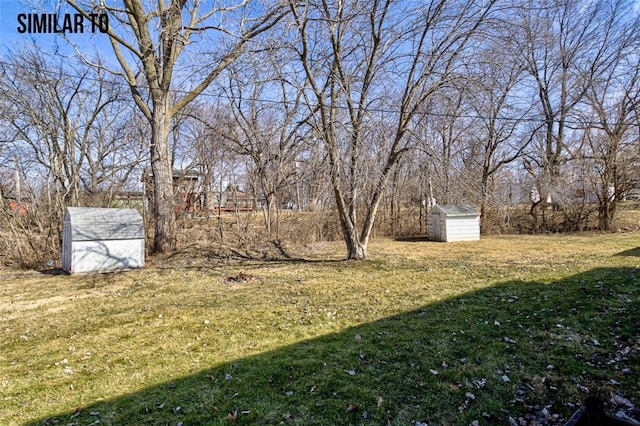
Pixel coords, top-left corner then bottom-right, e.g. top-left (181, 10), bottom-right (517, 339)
top-left (150, 99), bottom-right (176, 253)
top-left (598, 200), bottom-right (615, 231)
top-left (332, 180), bottom-right (368, 260)
top-left (339, 212), bottom-right (367, 260)
top-left (346, 238), bottom-right (367, 260)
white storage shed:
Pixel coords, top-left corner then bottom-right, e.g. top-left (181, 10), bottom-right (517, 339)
top-left (427, 204), bottom-right (480, 242)
top-left (62, 207), bottom-right (145, 273)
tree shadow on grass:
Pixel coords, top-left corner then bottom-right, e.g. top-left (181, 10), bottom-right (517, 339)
top-left (394, 235), bottom-right (431, 242)
top-left (38, 268), bottom-right (67, 275)
top-left (151, 242), bottom-right (349, 268)
top-left (26, 267), bottom-right (640, 426)
top-left (615, 247), bottom-right (640, 257)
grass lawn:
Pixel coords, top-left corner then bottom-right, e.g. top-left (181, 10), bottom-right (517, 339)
top-left (1, 233), bottom-right (639, 425)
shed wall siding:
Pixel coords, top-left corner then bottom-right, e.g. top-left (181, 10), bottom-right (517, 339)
top-left (428, 204), bottom-right (482, 242)
top-left (444, 217), bottom-right (480, 241)
top-left (428, 212), bottom-right (446, 241)
top-left (69, 239), bottom-right (144, 273)
top-left (62, 220), bottom-right (72, 272)
top-left (63, 207), bottom-right (145, 273)
top-left (439, 215), bottom-right (447, 241)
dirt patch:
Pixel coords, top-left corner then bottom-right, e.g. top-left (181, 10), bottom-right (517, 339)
top-left (224, 272), bottom-right (264, 284)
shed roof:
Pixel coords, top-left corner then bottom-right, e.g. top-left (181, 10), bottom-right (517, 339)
top-left (430, 204), bottom-right (480, 217)
top-left (65, 207), bottom-right (144, 241)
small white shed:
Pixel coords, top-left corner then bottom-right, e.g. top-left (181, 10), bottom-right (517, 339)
top-left (427, 204), bottom-right (480, 242)
top-left (62, 207), bottom-right (145, 273)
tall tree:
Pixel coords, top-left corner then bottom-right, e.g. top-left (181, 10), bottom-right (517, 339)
top-left (220, 49), bottom-right (312, 238)
top-left (465, 45), bottom-right (532, 223)
top-left (515, 0), bottom-right (621, 210)
top-left (65, 0), bottom-right (288, 252)
top-left (0, 45), bottom-right (132, 212)
top-left (580, 1), bottom-right (640, 229)
top-left (288, 0), bottom-right (497, 259)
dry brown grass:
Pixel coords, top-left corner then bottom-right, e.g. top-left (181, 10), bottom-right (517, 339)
top-left (1, 232), bottom-right (639, 425)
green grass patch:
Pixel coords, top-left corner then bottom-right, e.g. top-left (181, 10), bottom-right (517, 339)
top-left (1, 233), bottom-right (639, 425)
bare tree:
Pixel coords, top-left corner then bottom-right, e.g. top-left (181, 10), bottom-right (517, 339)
top-left (220, 49), bottom-right (312, 238)
top-left (580, 3), bottom-right (640, 229)
top-left (515, 0), bottom-right (623, 212)
top-left (0, 45), bottom-right (133, 211)
top-left (414, 88), bottom-right (471, 206)
top-left (464, 45), bottom-right (533, 224)
top-left (65, 0), bottom-right (288, 252)
top-left (0, 44), bottom-right (142, 265)
top-left (288, 0), bottom-right (497, 259)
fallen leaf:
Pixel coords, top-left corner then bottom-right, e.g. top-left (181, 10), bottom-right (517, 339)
top-left (472, 378), bottom-right (486, 388)
top-left (611, 393), bottom-right (634, 408)
top-left (226, 409), bottom-right (238, 421)
top-left (450, 383), bottom-right (460, 391)
top-left (576, 384), bottom-right (589, 393)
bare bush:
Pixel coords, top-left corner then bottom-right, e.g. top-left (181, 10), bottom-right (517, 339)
top-left (0, 203), bottom-right (61, 269)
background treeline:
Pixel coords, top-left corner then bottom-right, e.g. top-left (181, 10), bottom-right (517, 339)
top-left (1, 0), bottom-right (639, 266)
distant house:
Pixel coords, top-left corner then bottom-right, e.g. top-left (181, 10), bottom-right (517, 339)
top-left (428, 204), bottom-right (480, 242)
top-left (142, 169), bottom-right (203, 212)
top-left (62, 207), bottom-right (145, 273)
top-left (141, 170), bottom-right (269, 214)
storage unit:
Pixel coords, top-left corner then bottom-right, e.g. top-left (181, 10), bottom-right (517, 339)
top-left (62, 207), bottom-right (145, 273)
top-left (427, 204), bottom-right (480, 242)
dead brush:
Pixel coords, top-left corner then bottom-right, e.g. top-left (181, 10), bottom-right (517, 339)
top-left (0, 203), bottom-right (61, 269)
